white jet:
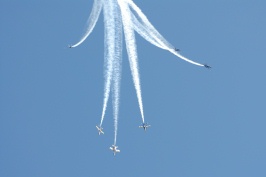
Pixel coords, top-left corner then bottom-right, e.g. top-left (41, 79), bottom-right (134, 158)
top-left (110, 145), bottom-right (120, 156)
top-left (139, 123), bottom-right (151, 131)
top-left (96, 125), bottom-right (104, 135)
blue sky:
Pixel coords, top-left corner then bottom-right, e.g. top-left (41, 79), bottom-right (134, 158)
top-left (1, 0), bottom-right (266, 177)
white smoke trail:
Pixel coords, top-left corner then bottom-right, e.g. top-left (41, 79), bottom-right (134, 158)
top-left (100, 0), bottom-right (116, 126)
top-left (72, 0), bottom-right (103, 48)
top-left (118, 0), bottom-right (145, 123)
top-left (112, 0), bottom-right (123, 145)
top-left (127, 0), bottom-right (172, 48)
top-left (127, 0), bottom-right (204, 66)
top-left (131, 12), bottom-right (167, 50)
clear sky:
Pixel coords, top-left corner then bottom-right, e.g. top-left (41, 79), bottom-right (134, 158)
top-left (1, 0), bottom-right (266, 177)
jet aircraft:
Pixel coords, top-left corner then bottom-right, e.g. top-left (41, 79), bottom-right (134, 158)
top-left (110, 145), bottom-right (120, 156)
top-left (204, 64), bottom-right (212, 69)
top-left (96, 125), bottom-right (104, 135)
top-left (68, 45), bottom-right (72, 48)
top-left (139, 123), bottom-right (151, 131)
top-left (174, 47), bottom-right (180, 52)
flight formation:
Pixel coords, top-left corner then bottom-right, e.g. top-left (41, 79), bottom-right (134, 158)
top-left (69, 0), bottom-right (210, 156)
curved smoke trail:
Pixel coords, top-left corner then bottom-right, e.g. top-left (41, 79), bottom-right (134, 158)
top-left (131, 12), bottom-right (167, 50)
top-left (118, 0), bottom-right (145, 123)
top-left (72, 0), bottom-right (103, 48)
top-left (128, 0), bottom-right (204, 66)
top-left (127, 0), bottom-right (173, 48)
